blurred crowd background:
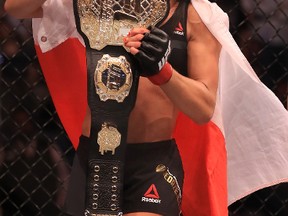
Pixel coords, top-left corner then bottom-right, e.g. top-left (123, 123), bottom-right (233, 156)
top-left (0, 0), bottom-right (288, 215)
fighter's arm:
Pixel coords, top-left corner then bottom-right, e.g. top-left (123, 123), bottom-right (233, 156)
top-left (124, 4), bottom-right (221, 124)
top-left (4, 0), bottom-right (45, 18)
top-left (160, 4), bottom-right (221, 124)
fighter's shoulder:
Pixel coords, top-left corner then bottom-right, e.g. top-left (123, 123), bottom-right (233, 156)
top-left (186, 3), bottom-right (206, 41)
top-left (187, 2), bottom-right (203, 25)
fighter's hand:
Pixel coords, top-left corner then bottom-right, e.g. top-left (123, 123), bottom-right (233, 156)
top-left (124, 26), bottom-right (173, 85)
top-left (123, 27), bottom-right (149, 55)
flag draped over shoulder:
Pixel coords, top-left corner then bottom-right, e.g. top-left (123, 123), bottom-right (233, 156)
top-left (35, 39), bottom-right (87, 147)
top-left (178, 0), bottom-right (288, 214)
top-left (32, 0), bottom-right (288, 215)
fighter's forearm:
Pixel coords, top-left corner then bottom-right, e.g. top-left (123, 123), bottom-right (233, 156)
top-left (160, 71), bottom-right (217, 125)
top-left (4, 0), bottom-right (46, 18)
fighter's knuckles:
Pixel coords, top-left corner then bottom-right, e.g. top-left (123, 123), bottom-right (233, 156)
top-left (128, 27), bottom-right (149, 37)
top-left (130, 47), bottom-right (139, 55)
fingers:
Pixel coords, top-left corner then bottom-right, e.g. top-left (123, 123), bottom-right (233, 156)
top-left (129, 47), bottom-right (139, 55)
top-left (123, 40), bottom-right (141, 49)
top-left (128, 27), bottom-right (150, 36)
top-left (123, 27), bottom-right (149, 55)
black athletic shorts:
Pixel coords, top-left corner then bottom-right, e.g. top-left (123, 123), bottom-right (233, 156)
top-left (123, 139), bottom-right (184, 216)
top-left (64, 137), bottom-right (184, 216)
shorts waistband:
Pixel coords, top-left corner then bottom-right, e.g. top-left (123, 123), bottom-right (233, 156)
top-left (127, 139), bottom-right (176, 149)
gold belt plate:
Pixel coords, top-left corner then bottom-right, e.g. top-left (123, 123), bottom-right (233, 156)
top-left (95, 54), bottom-right (132, 103)
top-left (97, 123), bottom-right (121, 155)
top-left (76, 0), bottom-right (168, 50)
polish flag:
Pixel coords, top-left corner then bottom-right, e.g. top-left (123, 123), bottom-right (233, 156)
top-left (33, 0), bottom-right (288, 215)
top-left (174, 1), bottom-right (288, 215)
top-left (35, 39), bottom-right (87, 147)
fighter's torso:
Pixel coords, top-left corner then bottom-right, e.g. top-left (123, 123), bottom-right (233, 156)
top-left (127, 77), bottom-right (178, 143)
top-left (127, 0), bottom-right (189, 143)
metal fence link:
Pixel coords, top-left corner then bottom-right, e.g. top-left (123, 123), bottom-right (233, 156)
top-left (0, 0), bottom-right (288, 215)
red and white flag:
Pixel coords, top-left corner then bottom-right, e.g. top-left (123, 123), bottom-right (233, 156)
top-left (174, 1), bottom-right (288, 215)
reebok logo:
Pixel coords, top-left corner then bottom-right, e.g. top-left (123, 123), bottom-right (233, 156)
top-left (141, 184), bottom-right (161, 204)
top-left (174, 22), bottom-right (184, 36)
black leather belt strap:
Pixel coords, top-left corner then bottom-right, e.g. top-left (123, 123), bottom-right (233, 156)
top-left (74, 3), bottom-right (139, 213)
top-left (85, 159), bottom-right (123, 215)
top-left (84, 45), bottom-right (139, 216)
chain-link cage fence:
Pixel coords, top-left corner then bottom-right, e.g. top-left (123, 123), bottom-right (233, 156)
top-left (0, 0), bottom-right (288, 215)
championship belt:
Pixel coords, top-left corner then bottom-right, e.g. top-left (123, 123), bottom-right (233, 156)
top-left (73, 1), bottom-right (169, 215)
top-left (75, 0), bottom-right (169, 50)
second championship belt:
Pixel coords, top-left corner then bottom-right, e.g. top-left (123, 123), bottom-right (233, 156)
top-left (73, 0), bottom-right (169, 215)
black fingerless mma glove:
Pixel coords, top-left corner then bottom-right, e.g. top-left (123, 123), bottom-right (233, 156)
top-left (135, 26), bottom-right (173, 85)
